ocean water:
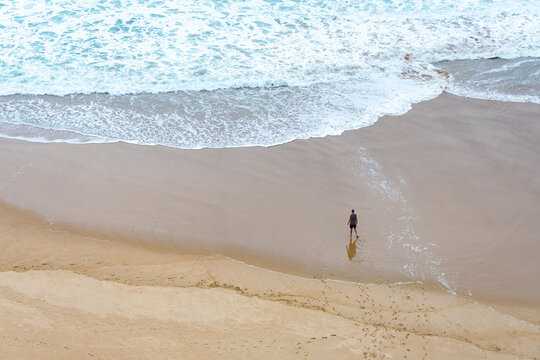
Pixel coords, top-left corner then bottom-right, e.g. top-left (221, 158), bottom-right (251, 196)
top-left (0, 0), bottom-right (539, 147)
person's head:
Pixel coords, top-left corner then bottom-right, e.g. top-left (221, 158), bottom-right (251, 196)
top-left (351, 209), bottom-right (355, 213)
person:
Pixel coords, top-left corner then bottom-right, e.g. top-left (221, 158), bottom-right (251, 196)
top-left (347, 209), bottom-right (358, 240)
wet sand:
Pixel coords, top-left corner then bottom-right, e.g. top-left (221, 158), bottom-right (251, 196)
top-left (1, 200), bottom-right (539, 359)
top-left (0, 93), bottom-right (539, 303)
top-left (1, 92), bottom-right (540, 358)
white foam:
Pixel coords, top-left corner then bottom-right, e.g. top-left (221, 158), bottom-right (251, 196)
top-left (353, 146), bottom-right (457, 293)
top-left (0, 78), bottom-right (444, 149)
top-left (0, 0), bottom-right (538, 148)
top-left (0, 0), bottom-right (538, 96)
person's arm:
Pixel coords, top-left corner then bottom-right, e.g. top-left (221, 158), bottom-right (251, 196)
top-left (347, 215), bottom-right (351, 225)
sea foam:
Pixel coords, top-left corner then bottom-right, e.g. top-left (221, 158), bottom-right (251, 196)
top-left (0, 0), bottom-right (539, 147)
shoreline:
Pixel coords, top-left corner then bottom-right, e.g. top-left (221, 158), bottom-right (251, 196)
top-left (0, 94), bottom-right (540, 302)
top-left (2, 87), bottom-right (538, 150)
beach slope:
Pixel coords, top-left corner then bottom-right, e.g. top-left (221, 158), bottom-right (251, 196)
top-left (1, 200), bottom-right (539, 359)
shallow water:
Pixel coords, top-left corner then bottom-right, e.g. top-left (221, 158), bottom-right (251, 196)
top-left (1, 0), bottom-right (539, 147)
top-left (437, 57), bottom-right (540, 104)
top-left (0, 79), bottom-right (442, 148)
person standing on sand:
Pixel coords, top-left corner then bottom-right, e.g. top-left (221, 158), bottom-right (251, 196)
top-left (347, 209), bottom-right (359, 241)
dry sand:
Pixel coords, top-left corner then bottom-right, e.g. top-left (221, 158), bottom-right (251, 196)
top-left (1, 93), bottom-right (540, 358)
top-left (1, 200), bottom-right (539, 359)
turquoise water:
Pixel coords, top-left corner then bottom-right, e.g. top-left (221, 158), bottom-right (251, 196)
top-left (0, 0), bottom-right (539, 147)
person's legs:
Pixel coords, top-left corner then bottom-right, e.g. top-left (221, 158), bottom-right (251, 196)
top-left (354, 227), bottom-right (358, 239)
top-left (349, 227), bottom-right (353, 240)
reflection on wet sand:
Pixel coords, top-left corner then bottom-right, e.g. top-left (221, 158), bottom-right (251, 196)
top-left (346, 239), bottom-right (357, 260)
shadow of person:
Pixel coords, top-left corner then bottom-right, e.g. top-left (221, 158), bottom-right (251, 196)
top-left (346, 238), bottom-right (358, 260)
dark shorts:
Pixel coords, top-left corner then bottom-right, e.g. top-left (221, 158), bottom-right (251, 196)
top-left (350, 224), bottom-right (357, 229)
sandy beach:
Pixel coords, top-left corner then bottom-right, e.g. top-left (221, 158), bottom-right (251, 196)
top-left (1, 199), bottom-right (539, 359)
top-left (1, 93), bottom-right (540, 358)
